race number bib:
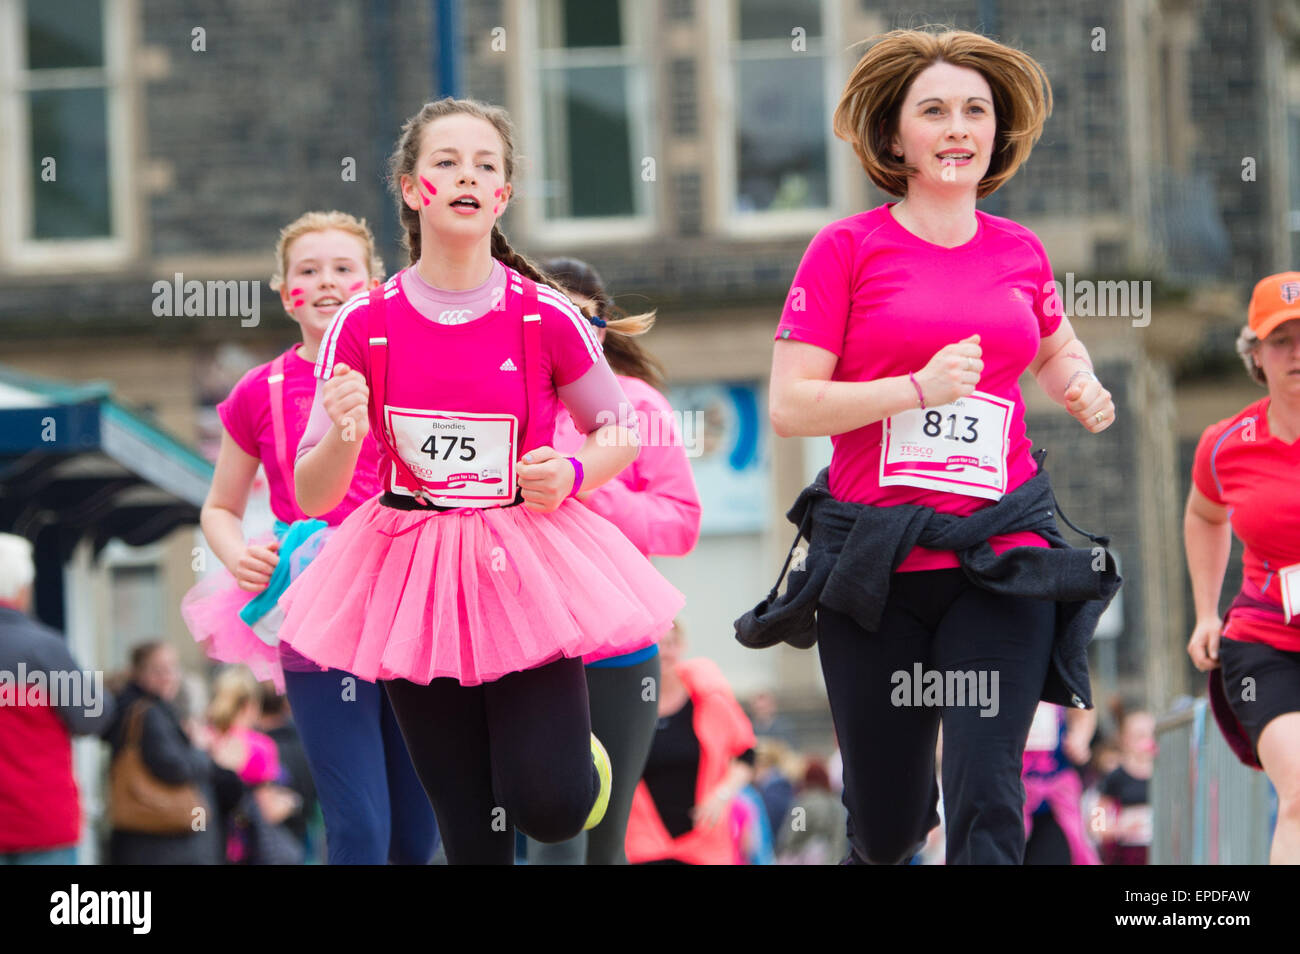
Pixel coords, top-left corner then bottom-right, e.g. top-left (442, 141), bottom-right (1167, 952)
top-left (1280, 562), bottom-right (1300, 625)
top-left (384, 406), bottom-right (517, 507)
top-left (880, 391), bottom-right (1014, 500)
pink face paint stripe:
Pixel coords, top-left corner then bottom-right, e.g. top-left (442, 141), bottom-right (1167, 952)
top-left (293, 299), bottom-right (305, 308)
top-left (349, 281), bottom-right (364, 291)
top-left (418, 176), bottom-right (436, 206)
top-left (290, 287), bottom-right (304, 295)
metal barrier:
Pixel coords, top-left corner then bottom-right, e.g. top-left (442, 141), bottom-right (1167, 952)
top-left (1152, 699), bottom-right (1276, 864)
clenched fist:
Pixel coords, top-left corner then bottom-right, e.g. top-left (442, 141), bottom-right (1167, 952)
top-left (1066, 373), bottom-right (1116, 434)
top-left (323, 362), bottom-right (370, 442)
top-left (915, 334), bottom-right (983, 407)
top-left (515, 445), bottom-right (576, 513)
top-left (235, 540), bottom-right (279, 592)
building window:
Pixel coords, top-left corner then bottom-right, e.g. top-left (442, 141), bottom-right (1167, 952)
top-left (522, 0), bottom-right (655, 243)
top-left (712, 0), bottom-right (841, 234)
top-left (0, 0), bottom-right (132, 268)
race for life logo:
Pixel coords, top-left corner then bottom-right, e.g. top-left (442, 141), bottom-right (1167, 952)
top-left (1280, 281), bottom-right (1300, 305)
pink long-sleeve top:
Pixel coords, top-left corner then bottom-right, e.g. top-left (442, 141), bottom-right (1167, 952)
top-left (552, 374), bottom-right (701, 558)
top-left (553, 374), bottom-right (701, 665)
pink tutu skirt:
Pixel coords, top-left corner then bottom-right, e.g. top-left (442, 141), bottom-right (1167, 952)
top-left (276, 496), bottom-right (685, 685)
top-left (182, 567), bottom-right (286, 692)
top-left (181, 527), bottom-right (337, 693)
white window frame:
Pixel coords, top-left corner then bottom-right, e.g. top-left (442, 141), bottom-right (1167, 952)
top-left (707, 0), bottom-right (847, 238)
top-left (516, 0), bottom-right (657, 248)
top-left (0, 0), bottom-right (136, 271)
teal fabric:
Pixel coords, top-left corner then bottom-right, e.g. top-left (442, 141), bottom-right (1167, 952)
top-left (238, 518), bottom-right (327, 626)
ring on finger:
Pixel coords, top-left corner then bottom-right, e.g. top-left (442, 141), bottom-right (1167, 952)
top-left (1094, 411), bottom-right (1105, 425)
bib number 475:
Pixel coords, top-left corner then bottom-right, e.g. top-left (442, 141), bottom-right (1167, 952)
top-left (421, 434), bottom-right (477, 461)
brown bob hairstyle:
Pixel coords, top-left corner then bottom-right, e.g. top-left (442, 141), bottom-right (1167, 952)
top-left (832, 28), bottom-right (1052, 199)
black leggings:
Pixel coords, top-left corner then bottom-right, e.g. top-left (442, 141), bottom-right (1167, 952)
top-left (383, 656), bottom-right (598, 865)
top-left (527, 654), bottom-right (662, 865)
top-left (818, 568), bottom-right (1057, 865)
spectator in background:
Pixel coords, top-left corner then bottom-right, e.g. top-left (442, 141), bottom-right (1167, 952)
top-left (1097, 708), bottom-right (1154, 865)
top-left (105, 642), bottom-right (243, 864)
top-left (204, 666), bottom-right (302, 864)
top-left (750, 690), bottom-right (798, 748)
top-left (205, 666), bottom-right (282, 788)
top-left (0, 533), bottom-right (115, 864)
top-left (777, 760), bottom-right (849, 865)
top-left (753, 739), bottom-right (799, 838)
top-left (626, 622), bottom-right (756, 865)
top-left (258, 685), bottom-right (320, 860)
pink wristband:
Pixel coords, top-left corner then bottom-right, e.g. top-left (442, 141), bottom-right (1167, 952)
top-left (908, 372), bottom-right (926, 410)
top-left (566, 457), bottom-right (584, 498)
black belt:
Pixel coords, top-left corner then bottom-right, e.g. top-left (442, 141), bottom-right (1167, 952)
top-left (379, 490), bottom-right (525, 512)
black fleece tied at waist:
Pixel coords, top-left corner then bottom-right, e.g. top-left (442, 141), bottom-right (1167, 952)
top-left (735, 450), bottom-right (1122, 709)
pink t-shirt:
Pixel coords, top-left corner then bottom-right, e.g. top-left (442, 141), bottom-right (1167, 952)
top-left (218, 345), bottom-right (384, 526)
top-left (776, 203), bottom-right (1063, 572)
top-left (314, 265), bottom-right (606, 496)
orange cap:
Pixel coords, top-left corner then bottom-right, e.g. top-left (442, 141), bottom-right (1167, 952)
top-left (1248, 272), bottom-right (1300, 339)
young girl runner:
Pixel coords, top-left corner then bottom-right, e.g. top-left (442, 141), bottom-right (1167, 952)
top-left (182, 212), bottom-right (437, 864)
top-left (527, 258), bottom-right (702, 865)
top-left (278, 98), bottom-right (685, 865)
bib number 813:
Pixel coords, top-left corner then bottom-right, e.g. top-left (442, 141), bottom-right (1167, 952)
top-left (421, 435), bottom-right (477, 461)
top-left (922, 411), bottom-right (979, 444)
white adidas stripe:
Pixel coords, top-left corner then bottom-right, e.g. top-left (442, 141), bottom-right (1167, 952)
top-left (537, 286), bottom-right (601, 363)
top-left (319, 293), bottom-right (369, 378)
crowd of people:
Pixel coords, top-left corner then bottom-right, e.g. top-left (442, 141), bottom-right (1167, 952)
top-left (1, 25), bottom-right (1295, 866)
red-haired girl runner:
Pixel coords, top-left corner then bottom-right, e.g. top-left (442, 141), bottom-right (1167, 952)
top-left (182, 212), bottom-right (437, 864)
top-left (278, 100), bottom-right (684, 864)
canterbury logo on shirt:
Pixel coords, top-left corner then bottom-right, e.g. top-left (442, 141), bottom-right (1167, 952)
top-left (499, 358), bottom-right (518, 371)
top-left (438, 309), bottom-right (476, 324)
